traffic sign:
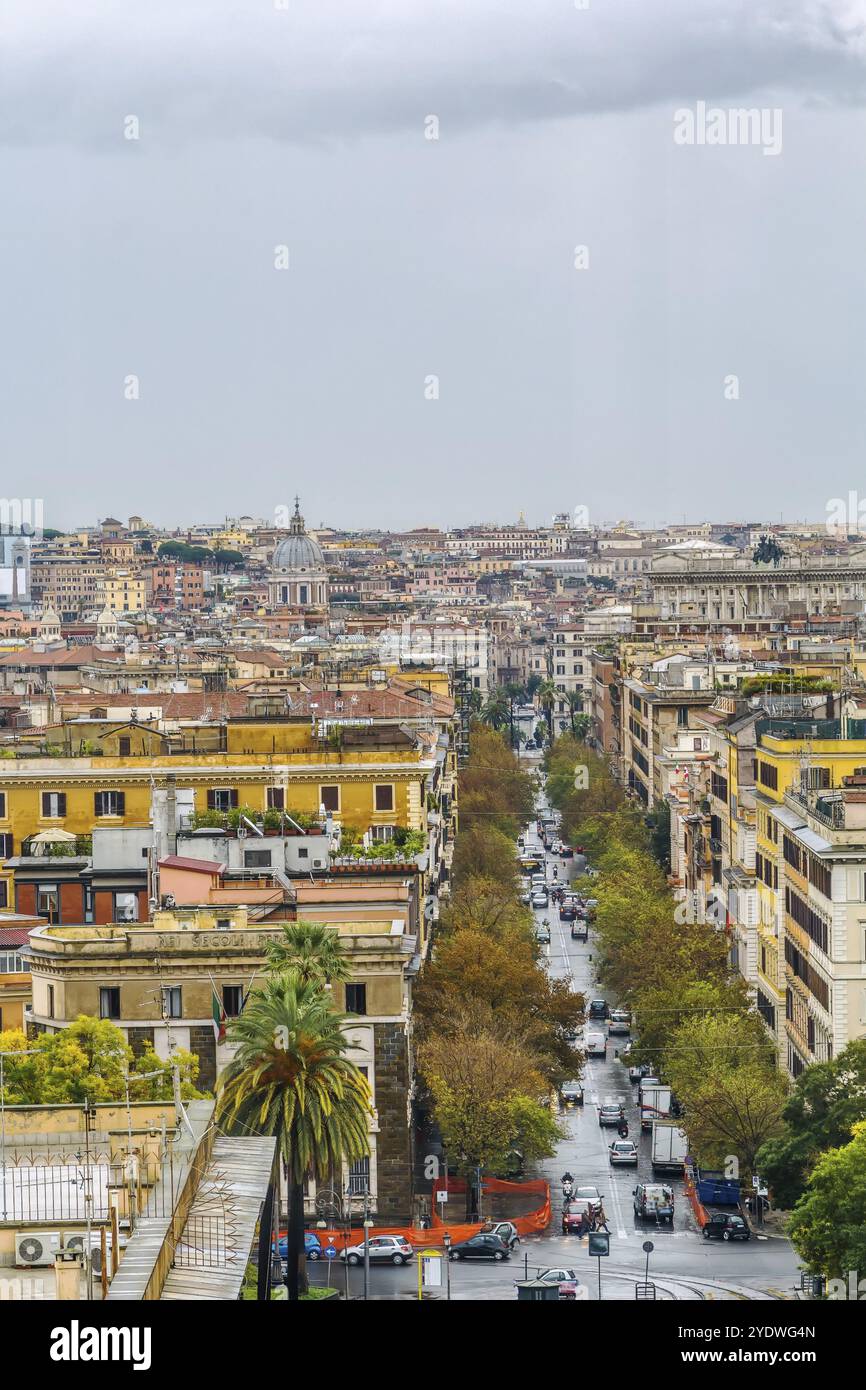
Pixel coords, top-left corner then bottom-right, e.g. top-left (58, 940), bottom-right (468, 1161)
top-left (324, 1245), bottom-right (337, 1259)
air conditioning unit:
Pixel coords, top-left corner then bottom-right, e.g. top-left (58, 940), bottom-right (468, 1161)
top-left (64, 1231), bottom-right (125, 1274)
top-left (16, 1231), bottom-right (62, 1267)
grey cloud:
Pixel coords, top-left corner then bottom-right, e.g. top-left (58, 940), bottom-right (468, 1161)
top-left (1, 0), bottom-right (865, 148)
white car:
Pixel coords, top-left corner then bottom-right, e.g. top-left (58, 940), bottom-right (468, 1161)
top-left (340, 1235), bottom-right (414, 1266)
top-left (531, 890), bottom-right (549, 908)
top-left (609, 1140), bottom-right (639, 1166)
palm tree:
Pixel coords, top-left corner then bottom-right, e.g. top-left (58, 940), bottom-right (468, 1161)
top-left (480, 690), bottom-right (510, 733)
top-left (266, 920), bottom-right (352, 987)
top-left (216, 975), bottom-right (372, 1300)
top-left (564, 690), bottom-right (585, 736)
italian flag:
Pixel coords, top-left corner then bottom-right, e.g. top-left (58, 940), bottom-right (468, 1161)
top-left (211, 985), bottom-right (227, 1044)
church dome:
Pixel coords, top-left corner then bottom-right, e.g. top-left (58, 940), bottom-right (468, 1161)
top-left (271, 499), bottom-right (324, 572)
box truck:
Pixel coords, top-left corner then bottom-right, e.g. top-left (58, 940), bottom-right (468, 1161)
top-left (640, 1083), bottom-right (672, 1130)
top-left (651, 1121), bottom-right (688, 1172)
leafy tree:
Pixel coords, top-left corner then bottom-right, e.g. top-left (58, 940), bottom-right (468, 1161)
top-left (756, 1039), bottom-right (866, 1208)
top-left (646, 801), bottom-right (671, 872)
top-left (0, 1020), bottom-right (204, 1104)
top-left (216, 974), bottom-right (371, 1300)
top-left (664, 1012), bottom-right (787, 1172)
top-left (451, 824), bottom-right (521, 887)
top-left (788, 1121), bottom-right (866, 1281)
top-left (458, 725), bottom-right (534, 837)
top-left (417, 1025), bottom-right (561, 1216)
top-left (414, 929), bottom-right (584, 1083)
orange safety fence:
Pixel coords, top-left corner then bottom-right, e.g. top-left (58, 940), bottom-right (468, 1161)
top-left (683, 1166), bottom-right (710, 1228)
top-left (285, 1176), bottom-right (551, 1250)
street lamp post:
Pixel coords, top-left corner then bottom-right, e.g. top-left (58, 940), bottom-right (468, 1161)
top-left (362, 1187), bottom-right (372, 1302)
top-left (442, 1231), bottom-right (452, 1301)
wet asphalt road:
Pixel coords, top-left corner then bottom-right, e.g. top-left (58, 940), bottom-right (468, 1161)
top-left (309, 771), bottom-right (802, 1301)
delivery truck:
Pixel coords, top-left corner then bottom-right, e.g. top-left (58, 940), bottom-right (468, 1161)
top-left (640, 1083), bottom-right (672, 1130)
top-left (651, 1120), bottom-right (688, 1173)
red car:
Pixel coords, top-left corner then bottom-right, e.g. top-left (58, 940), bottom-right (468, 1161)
top-left (561, 1199), bottom-right (596, 1234)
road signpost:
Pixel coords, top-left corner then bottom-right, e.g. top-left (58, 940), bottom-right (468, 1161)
top-left (588, 1229), bottom-right (610, 1301)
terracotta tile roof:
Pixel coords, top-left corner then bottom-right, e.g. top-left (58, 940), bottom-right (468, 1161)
top-left (159, 855), bottom-right (225, 875)
top-left (0, 927), bottom-right (35, 947)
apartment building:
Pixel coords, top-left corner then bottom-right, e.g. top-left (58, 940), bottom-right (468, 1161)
top-left (25, 898), bottom-right (419, 1219)
top-left (547, 625), bottom-right (592, 729)
top-left (685, 698), bottom-right (866, 1078)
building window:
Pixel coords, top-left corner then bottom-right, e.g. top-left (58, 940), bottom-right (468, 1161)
top-left (345, 983), bottom-right (367, 1016)
top-left (114, 892), bottom-right (139, 923)
top-left (99, 986), bottom-right (120, 1019)
top-left (206, 788), bottom-right (239, 812)
top-left (374, 784), bottom-right (395, 813)
top-left (266, 787), bottom-right (285, 810)
top-left (370, 824), bottom-right (394, 843)
top-left (41, 792), bottom-right (67, 818)
top-left (0, 950), bottom-right (25, 973)
top-left (320, 785), bottom-right (340, 813)
top-left (0, 880), bottom-right (7, 910)
top-left (0, 833), bottom-right (12, 858)
top-left (244, 849), bottom-right (272, 868)
top-left (37, 885), bottom-right (59, 921)
top-left (95, 791), bottom-right (126, 817)
top-left (163, 986), bottom-right (182, 1019)
top-left (216, 918), bottom-right (232, 931)
top-left (0, 792), bottom-right (6, 818)
top-left (758, 762), bottom-right (778, 791)
top-left (347, 1157), bottom-right (370, 1196)
top-left (118, 737), bottom-right (131, 756)
top-left (223, 985), bottom-right (244, 1017)
top-left (47, 983), bottom-right (54, 1019)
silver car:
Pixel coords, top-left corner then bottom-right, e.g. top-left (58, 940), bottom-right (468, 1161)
top-left (609, 1140), bottom-right (639, 1165)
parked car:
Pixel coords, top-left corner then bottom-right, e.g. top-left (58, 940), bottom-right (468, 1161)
top-left (560, 1079), bottom-right (584, 1107)
top-left (702, 1213), bottom-right (750, 1242)
top-left (585, 1032), bottom-right (607, 1058)
top-left (561, 846), bottom-right (575, 859)
top-left (571, 920), bottom-right (588, 941)
top-left (598, 1103), bottom-right (625, 1127)
top-left (608, 1010), bottom-right (631, 1035)
top-left (479, 1220), bottom-right (520, 1249)
top-left (340, 1235), bottom-right (414, 1266)
top-left (583, 867), bottom-right (600, 879)
top-left (633, 1183), bottom-right (675, 1223)
top-left (536, 1267), bottom-right (582, 1299)
top-left (531, 891), bottom-right (549, 909)
top-left (609, 1140), bottom-right (639, 1166)
top-left (275, 1232), bottom-right (322, 1261)
top-left (588, 998), bottom-right (609, 1019)
top-left (449, 1234), bottom-right (511, 1262)
top-left (628, 1062), bottom-right (649, 1083)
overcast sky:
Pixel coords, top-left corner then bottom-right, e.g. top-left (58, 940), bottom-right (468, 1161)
top-left (2, 0), bottom-right (866, 532)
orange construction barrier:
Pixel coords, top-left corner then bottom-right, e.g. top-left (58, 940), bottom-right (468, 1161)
top-left (287, 1175), bottom-right (551, 1251)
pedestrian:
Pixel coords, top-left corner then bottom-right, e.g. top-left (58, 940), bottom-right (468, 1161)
top-left (596, 1203), bottom-right (610, 1233)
